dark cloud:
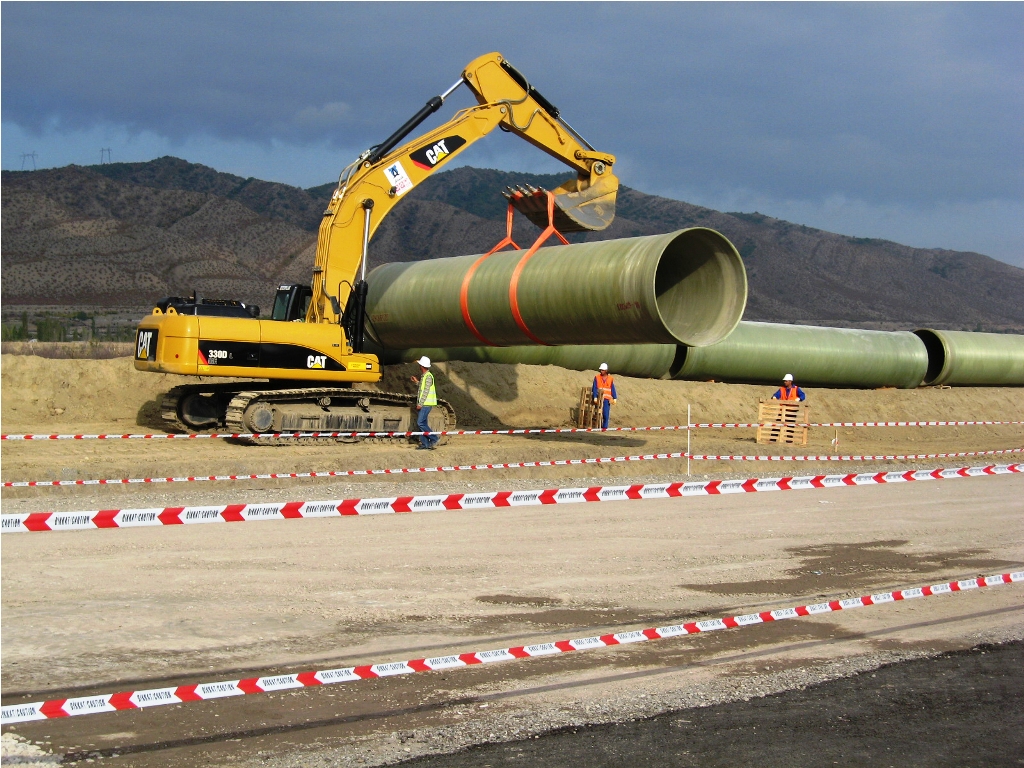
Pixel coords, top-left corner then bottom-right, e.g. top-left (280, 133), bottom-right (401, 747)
top-left (2, 3), bottom-right (1021, 225)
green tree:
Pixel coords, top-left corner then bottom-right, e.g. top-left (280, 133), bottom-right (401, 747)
top-left (36, 318), bottom-right (68, 342)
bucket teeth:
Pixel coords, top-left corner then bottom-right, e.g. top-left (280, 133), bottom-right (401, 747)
top-left (504, 175), bottom-right (618, 233)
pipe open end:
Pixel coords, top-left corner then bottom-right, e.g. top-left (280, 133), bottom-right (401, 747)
top-left (669, 345), bottom-right (689, 379)
top-left (913, 329), bottom-right (948, 385)
top-left (654, 228), bottom-right (748, 347)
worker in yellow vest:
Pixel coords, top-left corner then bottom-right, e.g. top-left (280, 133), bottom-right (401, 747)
top-left (410, 356), bottom-right (439, 450)
top-left (591, 363), bottom-right (618, 429)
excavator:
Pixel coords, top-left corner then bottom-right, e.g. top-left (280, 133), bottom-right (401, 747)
top-left (134, 52), bottom-right (619, 439)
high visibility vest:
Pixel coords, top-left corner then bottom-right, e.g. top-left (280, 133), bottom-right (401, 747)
top-left (779, 385), bottom-right (799, 401)
top-left (595, 373), bottom-right (615, 402)
top-left (418, 372), bottom-right (437, 406)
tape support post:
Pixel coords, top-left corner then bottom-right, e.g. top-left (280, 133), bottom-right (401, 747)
top-left (3, 571), bottom-right (1020, 725)
top-left (2, 463), bottom-right (1020, 534)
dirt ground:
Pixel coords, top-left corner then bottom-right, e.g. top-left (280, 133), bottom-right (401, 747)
top-left (1, 356), bottom-right (1022, 766)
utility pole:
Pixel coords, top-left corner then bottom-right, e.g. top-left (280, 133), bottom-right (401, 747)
top-left (20, 152), bottom-right (38, 170)
top-left (100, 148), bottom-right (112, 164)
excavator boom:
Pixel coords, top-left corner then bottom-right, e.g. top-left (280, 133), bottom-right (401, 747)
top-left (313, 51), bottom-right (619, 327)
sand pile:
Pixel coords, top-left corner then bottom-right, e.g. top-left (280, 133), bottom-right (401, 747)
top-left (2, 355), bottom-right (1022, 433)
top-left (0, 354), bottom-right (244, 429)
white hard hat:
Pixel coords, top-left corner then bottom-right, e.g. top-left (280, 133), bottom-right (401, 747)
top-left (418, 356), bottom-right (431, 368)
top-left (783, 373), bottom-right (794, 381)
top-left (599, 363), bottom-right (609, 371)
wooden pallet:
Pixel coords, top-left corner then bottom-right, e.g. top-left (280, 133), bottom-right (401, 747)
top-left (756, 399), bottom-right (810, 445)
top-left (575, 386), bottom-right (602, 428)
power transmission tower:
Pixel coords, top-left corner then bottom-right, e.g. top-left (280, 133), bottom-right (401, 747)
top-left (100, 148), bottom-right (112, 164)
top-left (20, 152), bottom-right (38, 170)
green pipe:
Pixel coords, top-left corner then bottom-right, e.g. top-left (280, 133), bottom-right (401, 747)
top-left (392, 323), bottom-right (929, 389)
top-left (381, 343), bottom-right (676, 379)
top-left (913, 329), bottom-right (1024, 386)
top-left (671, 322), bottom-right (928, 389)
top-left (366, 228), bottom-right (747, 349)
top-left (382, 326), bottom-right (1024, 390)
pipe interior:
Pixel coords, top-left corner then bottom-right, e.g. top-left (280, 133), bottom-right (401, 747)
top-left (669, 345), bottom-right (689, 378)
top-left (914, 329), bottom-right (947, 385)
top-left (654, 229), bottom-right (746, 347)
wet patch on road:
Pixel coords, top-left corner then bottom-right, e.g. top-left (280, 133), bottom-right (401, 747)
top-left (475, 594), bottom-right (563, 608)
top-left (394, 640), bottom-right (1024, 768)
top-left (678, 539), bottom-right (1017, 596)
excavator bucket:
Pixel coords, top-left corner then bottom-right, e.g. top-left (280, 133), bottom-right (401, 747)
top-left (504, 172), bottom-right (618, 233)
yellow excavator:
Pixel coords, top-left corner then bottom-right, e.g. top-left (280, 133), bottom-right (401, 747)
top-left (134, 52), bottom-right (619, 438)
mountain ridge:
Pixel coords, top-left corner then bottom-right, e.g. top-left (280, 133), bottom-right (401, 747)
top-left (2, 157), bottom-right (1021, 331)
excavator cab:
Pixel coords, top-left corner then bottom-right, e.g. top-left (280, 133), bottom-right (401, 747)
top-left (271, 285), bottom-right (313, 322)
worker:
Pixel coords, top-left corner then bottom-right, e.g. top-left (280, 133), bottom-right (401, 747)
top-left (772, 373), bottom-right (806, 401)
top-left (592, 363), bottom-right (618, 429)
top-left (409, 356), bottom-right (439, 450)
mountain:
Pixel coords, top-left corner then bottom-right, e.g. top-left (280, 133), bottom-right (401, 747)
top-left (2, 157), bottom-right (1022, 331)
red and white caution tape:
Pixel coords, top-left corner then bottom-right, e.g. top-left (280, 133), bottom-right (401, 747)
top-left (690, 448), bottom-right (1024, 462)
top-left (2, 420), bottom-right (1020, 441)
top-left (808, 420), bottom-right (1024, 428)
top-left (695, 420), bottom-right (1024, 429)
top-left (2, 426), bottom-right (690, 440)
top-left (2, 464), bottom-right (1019, 534)
top-left (5, 448), bottom-right (1022, 489)
top-left (3, 452), bottom-right (688, 488)
top-left (3, 570), bottom-right (1020, 725)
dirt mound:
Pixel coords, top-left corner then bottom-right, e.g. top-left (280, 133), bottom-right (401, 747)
top-left (3, 355), bottom-right (1021, 433)
top-left (0, 355), bottom-right (202, 429)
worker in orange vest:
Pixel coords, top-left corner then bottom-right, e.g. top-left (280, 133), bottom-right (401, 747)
top-left (772, 373), bottom-right (806, 401)
top-left (592, 363), bottom-right (618, 429)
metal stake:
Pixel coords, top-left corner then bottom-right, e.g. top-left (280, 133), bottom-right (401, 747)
top-left (687, 403), bottom-right (691, 477)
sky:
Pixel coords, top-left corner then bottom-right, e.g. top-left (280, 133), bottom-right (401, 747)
top-left (3, 2), bottom-right (1023, 267)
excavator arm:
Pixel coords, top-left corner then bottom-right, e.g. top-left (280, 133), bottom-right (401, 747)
top-left (311, 51), bottom-right (619, 335)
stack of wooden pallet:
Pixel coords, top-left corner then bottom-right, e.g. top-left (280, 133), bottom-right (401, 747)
top-left (575, 386), bottom-right (602, 428)
top-left (756, 399), bottom-right (810, 445)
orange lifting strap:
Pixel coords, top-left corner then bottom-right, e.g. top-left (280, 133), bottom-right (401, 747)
top-left (459, 189), bottom-right (570, 347)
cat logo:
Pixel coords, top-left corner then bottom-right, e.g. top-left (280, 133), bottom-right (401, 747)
top-left (136, 330), bottom-right (154, 360)
top-left (411, 135), bottom-right (467, 171)
top-left (307, 355), bottom-right (327, 369)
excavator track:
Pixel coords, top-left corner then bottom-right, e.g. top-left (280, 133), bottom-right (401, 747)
top-left (161, 384), bottom-right (455, 445)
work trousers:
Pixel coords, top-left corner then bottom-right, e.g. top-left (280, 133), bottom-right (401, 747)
top-left (417, 406), bottom-right (438, 448)
top-left (601, 399), bottom-right (612, 429)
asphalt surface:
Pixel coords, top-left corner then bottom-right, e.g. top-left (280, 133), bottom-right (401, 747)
top-left (399, 640), bottom-right (1024, 768)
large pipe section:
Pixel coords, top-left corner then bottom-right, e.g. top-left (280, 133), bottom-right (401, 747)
top-left (366, 228), bottom-right (747, 349)
top-left (671, 322), bottom-right (929, 389)
top-left (913, 329), bottom-right (1024, 386)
